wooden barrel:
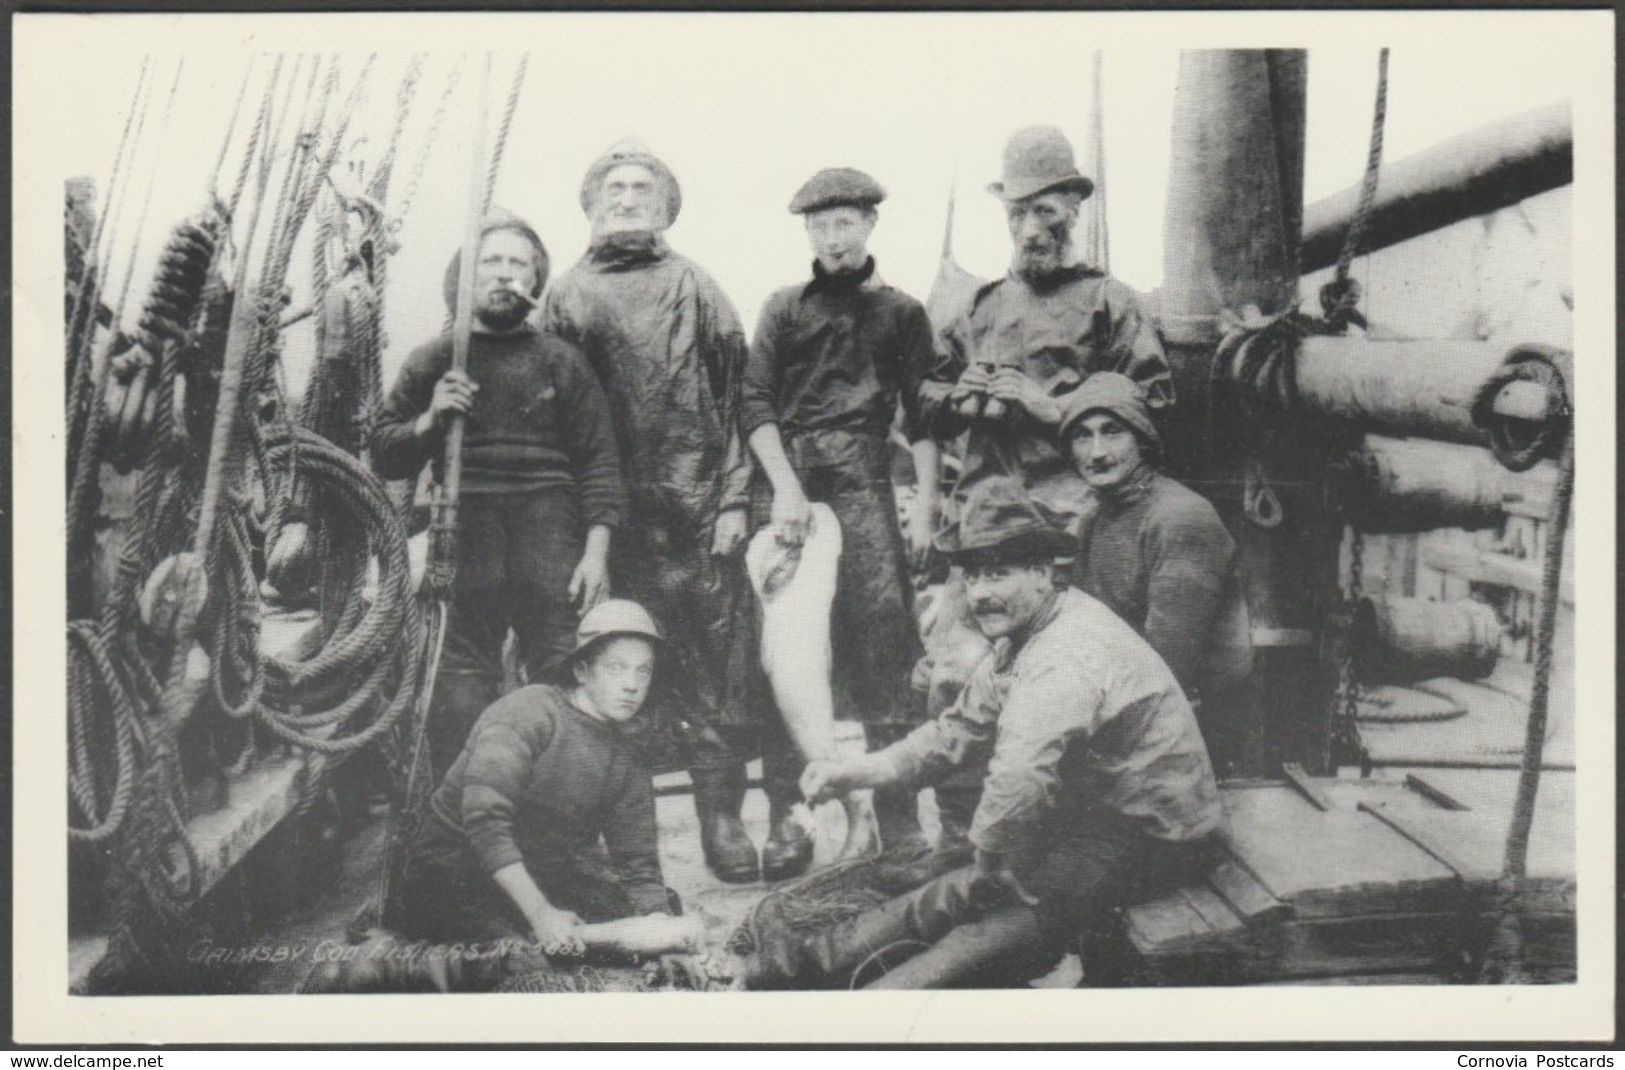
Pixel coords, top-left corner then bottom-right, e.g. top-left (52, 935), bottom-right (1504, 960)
top-left (1353, 596), bottom-right (1501, 685)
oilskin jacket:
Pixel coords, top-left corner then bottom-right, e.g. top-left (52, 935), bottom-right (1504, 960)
top-left (882, 588), bottom-right (1221, 870)
top-left (543, 236), bottom-right (755, 739)
top-left (918, 267), bottom-right (1171, 528)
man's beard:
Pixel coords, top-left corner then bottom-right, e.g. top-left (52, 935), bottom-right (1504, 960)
top-left (474, 292), bottom-right (530, 332)
top-left (1013, 221), bottom-right (1074, 285)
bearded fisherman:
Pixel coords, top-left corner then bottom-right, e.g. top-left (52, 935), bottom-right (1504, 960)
top-left (909, 126), bottom-right (1175, 869)
top-left (741, 168), bottom-right (939, 877)
top-left (373, 210), bottom-right (626, 776)
top-left (543, 139), bottom-right (762, 884)
top-left (747, 478), bottom-right (1221, 990)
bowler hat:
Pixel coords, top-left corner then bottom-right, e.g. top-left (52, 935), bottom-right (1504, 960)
top-left (579, 137), bottom-right (683, 227)
top-left (934, 476), bottom-right (1075, 561)
top-left (789, 167), bottom-right (886, 214)
top-left (987, 126), bottom-right (1095, 203)
top-left (1058, 372), bottom-right (1163, 455)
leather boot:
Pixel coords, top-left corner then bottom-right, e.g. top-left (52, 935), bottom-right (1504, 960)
top-left (862, 904), bottom-right (1047, 989)
top-left (761, 789), bottom-right (813, 883)
top-left (690, 761), bottom-right (760, 884)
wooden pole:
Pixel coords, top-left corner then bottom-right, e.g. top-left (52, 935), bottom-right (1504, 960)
top-left (1160, 49), bottom-right (1326, 774)
top-left (427, 53), bottom-right (491, 597)
top-left (1302, 100), bottom-right (1571, 274)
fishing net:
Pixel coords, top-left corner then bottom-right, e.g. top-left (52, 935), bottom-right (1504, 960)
top-left (725, 840), bottom-right (937, 958)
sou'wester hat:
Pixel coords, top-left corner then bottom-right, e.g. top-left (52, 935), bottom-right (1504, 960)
top-left (934, 476), bottom-right (1075, 561)
top-left (579, 137), bottom-right (683, 228)
top-left (987, 125), bottom-right (1095, 203)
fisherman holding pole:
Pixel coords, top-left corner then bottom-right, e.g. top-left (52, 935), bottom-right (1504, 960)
top-left (741, 168), bottom-right (938, 877)
top-left (372, 209), bottom-right (627, 776)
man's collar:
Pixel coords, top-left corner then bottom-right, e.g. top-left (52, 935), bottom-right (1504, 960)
top-left (1008, 261), bottom-right (1103, 292)
top-left (588, 229), bottom-right (670, 267)
top-left (804, 256), bottom-right (880, 296)
top-left (1097, 467), bottom-right (1157, 510)
top-left (994, 588), bottom-right (1064, 669)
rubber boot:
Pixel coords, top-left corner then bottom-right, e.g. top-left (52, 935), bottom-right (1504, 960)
top-left (690, 761), bottom-right (760, 884)
top-left (871, 780), bottom-right (977, 894)
top-left (874, 784), bottom-right (929, 854)
top-left (760, 733), bottom-right (813, 882)
top-left (801, 889), bottom-right (921, 985)
top-left (862, 904), bottom-right (1047, 990)
top-left (761, 789), bottom-right (814, 883)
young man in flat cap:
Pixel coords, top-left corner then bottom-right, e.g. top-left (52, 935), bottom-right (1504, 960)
top-left (543, 139), bottom-right (763, 883)
top-left (373, 210), bottom-right (626, 776)
top-left (741, 168), bottom-right (939, 878)
top-left (740, 477), bottom-right (1221, 989)
top-left (1061, 372), bottom-right (1260, 777)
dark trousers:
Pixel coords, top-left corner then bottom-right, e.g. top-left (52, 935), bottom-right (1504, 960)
top-left (888, 820), bottom-right (1214, 979)
top-left (751, 429), bottom-right (926, 797)
top-left (399, 846), bottom-right (637, 946)
top-left (428, 488), bottom-right (584, 776)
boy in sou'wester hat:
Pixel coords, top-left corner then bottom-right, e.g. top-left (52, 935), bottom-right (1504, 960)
top-left (740, 166), bottom-right (939, 879)
top-left (743, 476), bottom-right (1220, 989)
top-left (398, 600), bottom-right (677, 959)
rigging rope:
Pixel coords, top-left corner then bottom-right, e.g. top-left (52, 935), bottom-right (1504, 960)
top-left (1320, 47), bottom-right (1389, 330)
top-left (208, 56), bottom-right (258, 206)
top-left (483, 53), bottom-right (529, 213)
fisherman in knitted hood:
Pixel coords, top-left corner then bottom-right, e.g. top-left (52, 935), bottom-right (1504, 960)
top-left (543, 139), bottom-right (765, 883)
top-left (373, 209), bottom-right (628, 774)
top-left (1061, 372), bottom-right (1260, 776)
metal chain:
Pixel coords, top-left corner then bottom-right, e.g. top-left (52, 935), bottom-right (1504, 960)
top-left (1333, 528), bottom-right (1371, 774)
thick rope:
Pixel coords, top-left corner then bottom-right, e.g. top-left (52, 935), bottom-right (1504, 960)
top-left (208, 56), bottom-right (257, 205)
top-left (393, 56), bottom-right (465, 226)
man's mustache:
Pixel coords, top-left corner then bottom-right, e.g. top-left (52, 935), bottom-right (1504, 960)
top-left (971, 601), bottom-right (1007, 616)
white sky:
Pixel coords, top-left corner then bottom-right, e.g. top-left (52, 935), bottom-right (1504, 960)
top-left (23, 11), bottom-right (1591, 391)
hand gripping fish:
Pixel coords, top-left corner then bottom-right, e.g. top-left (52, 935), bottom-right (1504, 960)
top-left (744, 502), bottom-right (879, 862)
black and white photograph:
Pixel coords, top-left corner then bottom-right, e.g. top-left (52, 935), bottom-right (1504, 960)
top-left (12, 7), bottom-right (1614, 1045)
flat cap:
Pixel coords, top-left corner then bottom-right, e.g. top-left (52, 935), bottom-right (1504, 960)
top-left (789, 167), bottom-right (886, 214)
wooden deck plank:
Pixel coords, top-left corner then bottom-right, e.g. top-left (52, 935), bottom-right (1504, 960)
top-left (1206, 860), bottom-right (1290, 924)
top-left (1218, 786), bottom-right (1460, 918)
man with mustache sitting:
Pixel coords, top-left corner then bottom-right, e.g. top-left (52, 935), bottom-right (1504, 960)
top-left (747, 477), bottom-right (1221, 989)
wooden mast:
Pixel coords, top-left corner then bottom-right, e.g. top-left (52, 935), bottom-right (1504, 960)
top-left (1159, 50), bottom-right (1334, 773)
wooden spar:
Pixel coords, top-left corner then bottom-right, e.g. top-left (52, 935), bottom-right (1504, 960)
top-left (427, 54), bottom-right (491, 594)
top-left (1160, 49), bottom-right (1327, 774)
top-left (1336, 434), bottom-right (1560, 533)
top-left (1302, 100), bottom-right (1571, 273)
top-left (1291, 337), bottom-right (1558, 446)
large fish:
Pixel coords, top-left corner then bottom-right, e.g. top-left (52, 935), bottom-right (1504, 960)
top-left (745, 503), bottom-right (877, 861)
